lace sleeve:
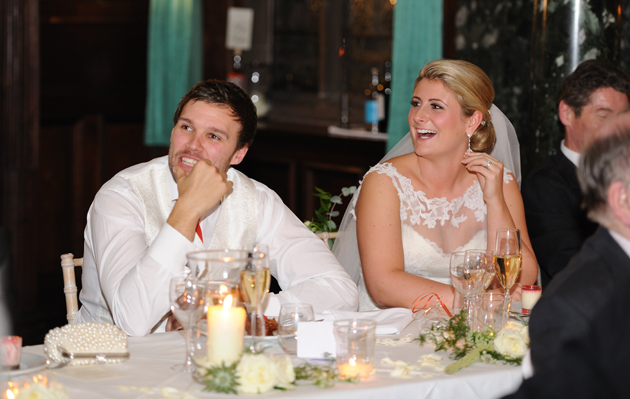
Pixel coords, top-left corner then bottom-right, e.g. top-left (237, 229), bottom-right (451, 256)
top-left (349, 163), bottom-right (409, 223)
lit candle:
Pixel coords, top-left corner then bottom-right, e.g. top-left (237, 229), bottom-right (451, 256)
top-left (205, 295), bottom-right (246, 366)
top-left (337, 357), bottom-right (373, 379)
top-left (0, 336), bottom-right (22, 371)
top-left (521, 285), bottom-right (542, 315)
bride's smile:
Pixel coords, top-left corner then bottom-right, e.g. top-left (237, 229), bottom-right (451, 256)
top-left (408, 79), bottom-right (472, 158)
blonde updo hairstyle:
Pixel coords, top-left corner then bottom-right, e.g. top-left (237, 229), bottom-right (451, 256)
top-left (415, 59), bottom-right (496, 154)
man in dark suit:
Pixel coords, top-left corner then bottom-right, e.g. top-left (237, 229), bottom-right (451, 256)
top-left (522, 60), bottom-right (630, 287)
top-left (504, 265), bottom-right (630, 399)
top-left (526, 112), bottom-right (630, 380)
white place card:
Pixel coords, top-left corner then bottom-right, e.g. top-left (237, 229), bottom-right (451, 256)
top-left (225, 7), bottom-right (254, 50)
top-left (297, 322), bottom-right (336, 359)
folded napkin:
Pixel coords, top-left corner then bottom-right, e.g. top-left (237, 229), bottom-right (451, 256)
top-left (319, 308), bottom-right (414, 335)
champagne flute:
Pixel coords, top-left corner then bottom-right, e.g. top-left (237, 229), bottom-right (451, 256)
top-left (493, 228), bottom-right (522, 299)
top-left (450, 251), bottom-right (485, 322)
top-left (240, 244), bottom-right (271, 352)
top-left (169, 276), bottom-right (205, 372)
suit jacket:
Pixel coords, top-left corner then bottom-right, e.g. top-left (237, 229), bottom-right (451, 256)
top-left (502, 260), bottom-right (630, 399)
top-left (522, 151), bottom-right (598, 287)
top-left (528, 227), bottom-right (630, 376)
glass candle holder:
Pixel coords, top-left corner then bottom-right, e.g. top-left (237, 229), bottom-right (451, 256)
top-left (192, 286), bottom-right (245, 384)
top-left (333, 319), bottom-right (376, 379)
top-left (479, 293), bottom-right (509, 334)
top-left (0, 336), bottom-right (22, 371)
top-left (521, 285), bottom-right (542, 315)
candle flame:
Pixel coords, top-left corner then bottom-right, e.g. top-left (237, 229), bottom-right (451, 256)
top-left (349, 358), bottom-right (356, 366)
top-left (219, 284), bottom-right (229, 294)
top-left (223, 294), bottom-right (233, 310)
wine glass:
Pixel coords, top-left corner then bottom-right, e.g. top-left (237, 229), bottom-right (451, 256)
top-left (493, 228), bottom-right (522, 299)
top-left (169, 276), bottom-right (206, 372)
top-left (278, 303), bottom-right (314, 355)
top-left (240, 244), bottom-right (271, 352)
top-left (450, 250), bottom-right (486, 322)
top-left (463, 249), bottom-right (494, 290)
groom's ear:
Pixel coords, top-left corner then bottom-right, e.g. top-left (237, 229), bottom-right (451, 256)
top-left (230, 145), bottom-right (249, 165)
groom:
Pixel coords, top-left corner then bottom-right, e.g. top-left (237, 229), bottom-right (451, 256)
top-left (74, 79), bottom-right (358, 336)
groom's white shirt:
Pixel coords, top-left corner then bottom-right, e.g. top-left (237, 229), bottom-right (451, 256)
top-left (75, 156), bottom-right (358, 336)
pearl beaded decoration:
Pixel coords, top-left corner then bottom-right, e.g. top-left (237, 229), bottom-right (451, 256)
top-left (44, 322), bottom-right (128, 366)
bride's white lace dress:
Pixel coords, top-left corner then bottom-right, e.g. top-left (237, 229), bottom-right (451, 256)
top-left (355, 162), bottom-right (512, 311)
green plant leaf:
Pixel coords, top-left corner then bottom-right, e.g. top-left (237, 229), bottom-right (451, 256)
top-left (330, 196), bottom-right (342, 204)
top-left (341, 186), bottom-right (356, 196)
top-left (329, 211), bottom-right (339, 217)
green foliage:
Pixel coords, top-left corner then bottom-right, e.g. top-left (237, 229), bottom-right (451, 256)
top-left (304, 186), bottom-right (356, 233)
top-left (294, 361), bottom-right (359, 389)
top-left (417, 309), bottom-right (523, 373)
top-left (202, 361), bottom-right (240, 394)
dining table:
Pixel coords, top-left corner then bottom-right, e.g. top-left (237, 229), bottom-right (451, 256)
top-left (13, 316), bottom-right (525, 399)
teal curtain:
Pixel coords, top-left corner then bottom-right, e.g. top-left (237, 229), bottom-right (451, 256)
top-left (144, 0), bottom-right (203, 146)
top-left (387, 0), bottom-right (442, 151)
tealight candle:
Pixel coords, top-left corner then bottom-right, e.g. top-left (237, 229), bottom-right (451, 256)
top-left (333, 319), bottom-right (376, 380)
top-left (0, 336), bottom-right (22, 371)
top-left (205, 295), bottom-right (246, 366)
top-left (337, 357), bottom-right (373, 378)
top-left (521, 285), bottom-right (542, 315)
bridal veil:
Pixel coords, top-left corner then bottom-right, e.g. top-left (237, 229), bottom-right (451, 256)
top-left (332, 104), bottom-right (521, 285)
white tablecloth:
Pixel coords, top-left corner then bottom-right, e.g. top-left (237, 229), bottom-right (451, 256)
top-left (21, 320), bottom-right (523, 399)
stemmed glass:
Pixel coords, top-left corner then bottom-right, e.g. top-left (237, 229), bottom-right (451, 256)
top-left (493, 228), bottom-right (522, 300)
top-left (463, 249), bottom-right (494, 291)
top-left (169, 275), bottom-right (206, 372)
top-left (450, 250), bottom-right (486, 322)
top-left (240, 244), bottom-right (271, 352)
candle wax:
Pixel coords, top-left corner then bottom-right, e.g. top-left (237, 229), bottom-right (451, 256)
top-left (337, 362), bottom-right (372, 378)
top-left (521, 288), bottom-right (542, 314)
top-left (205, 305), bottom-right (246, 366)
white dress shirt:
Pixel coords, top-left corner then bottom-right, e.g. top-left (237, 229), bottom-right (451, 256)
top-left (75, 156), bottom-right (358, 336)
top-left (560, 139), bottom-right (580, 167)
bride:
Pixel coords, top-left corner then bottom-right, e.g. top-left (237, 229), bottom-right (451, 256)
top-left (333, 59), bottom-right (537, 311)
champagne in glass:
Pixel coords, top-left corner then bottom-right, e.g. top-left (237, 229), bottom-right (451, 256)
top-left (240, 267), bottom-right (271, 312)
top-left (450, 250), bottom-right (485, 325)
top-left (493, 228), bottom-right (522, 297)
top-left (240, 244), bottom-right (271, 352)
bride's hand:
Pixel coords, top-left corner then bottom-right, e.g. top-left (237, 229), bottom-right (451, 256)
top-left (462, 152), bottom-right (504, 205)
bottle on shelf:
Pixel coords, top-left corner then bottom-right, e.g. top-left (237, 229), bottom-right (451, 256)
top-left (227, 48), bottom-right (247, 92)
top-left (364, 67), bottom-right (381, 133)
top-left (378, 61), bottom-right (392, 133)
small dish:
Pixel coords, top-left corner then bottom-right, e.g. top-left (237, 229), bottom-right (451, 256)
top-left (244, 335), bottom-right (278, 341)
top-left (0, 353), bottom-right (47, 377)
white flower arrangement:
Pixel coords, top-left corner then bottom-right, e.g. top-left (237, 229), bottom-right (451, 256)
top-left (235, 353), bottom-right (296, 394)
top-left (417, 310), bottom-right (528, 374)
top-left (493, 321), bottom-right (529, 358)
top-left (201, 351), bottom-right (357, 394)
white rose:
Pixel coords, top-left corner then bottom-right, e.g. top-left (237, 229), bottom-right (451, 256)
top-left (236, 353), bottom-right (278, 394)
top-left (502, 321), bottom-right (530, 346)
top-left (271, 355), bottom-right (295, 389)
top-left (494, 328), bottom-right (528, 358)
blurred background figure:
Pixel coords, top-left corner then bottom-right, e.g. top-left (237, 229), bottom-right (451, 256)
top-left (522, 60), bottom-right (630, 288)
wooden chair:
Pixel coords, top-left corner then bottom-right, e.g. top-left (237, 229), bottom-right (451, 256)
top-left (315, 232), bottom-right (338, 250)
top-left (60, 253), bottom-right (83, 323)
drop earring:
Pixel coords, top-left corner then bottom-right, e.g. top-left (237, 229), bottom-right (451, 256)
top-left (466, 132), bottom-right (473, 153)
